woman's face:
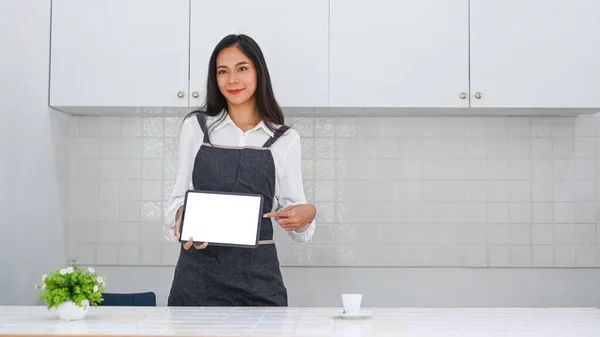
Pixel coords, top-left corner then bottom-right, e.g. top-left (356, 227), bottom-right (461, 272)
top-left (216, 46), bottom-right (257, 107)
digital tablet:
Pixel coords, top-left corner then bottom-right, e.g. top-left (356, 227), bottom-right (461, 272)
top-left (179, 190), bottom-right (264, 248)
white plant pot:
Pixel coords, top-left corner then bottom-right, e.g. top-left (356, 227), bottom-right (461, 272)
top-left (56, 299), bottom-right (89, 320)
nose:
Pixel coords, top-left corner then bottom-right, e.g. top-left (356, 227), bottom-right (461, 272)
top-left (228, 72), bottom-right (240, 84)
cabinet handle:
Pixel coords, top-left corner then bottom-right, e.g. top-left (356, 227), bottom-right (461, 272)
top-left (460, 92), bottom-right (467, 99)
top-left (192, 91), bottom-right (199, 98)
top-left (474, 92), bottom-right (482, 99)
top-left (177, 91), bottom-right (185, 98)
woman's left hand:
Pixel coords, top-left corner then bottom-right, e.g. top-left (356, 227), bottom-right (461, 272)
top-left (264, 204), bottom-right (316, 231)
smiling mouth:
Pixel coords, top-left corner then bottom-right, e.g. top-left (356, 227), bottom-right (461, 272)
top-left (227, 89), bottom-right (244, 95)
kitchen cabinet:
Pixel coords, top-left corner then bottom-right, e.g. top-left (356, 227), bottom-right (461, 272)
top-left (329, 0), bottom-right (470, 108)
top-left (48, 0), bottom-right (600, 115)
top-left (469, 0), bottom-right (600, 108)
top-left (49, 0), bottom-right (190, 111)
top-left (49, 0), bottom-right (328, 114)
top-left (188, 0), bottom-right (329, 108)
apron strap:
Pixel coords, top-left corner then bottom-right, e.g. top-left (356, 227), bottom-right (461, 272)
top-left (262, 125), bottom-right (290, 148)
top-left (196, 113), bottom-right (211, 144)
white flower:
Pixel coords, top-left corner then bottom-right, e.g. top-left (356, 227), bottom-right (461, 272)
top-left (93, 285), bottom-right (98, 292)
top-left (60, 269), bottom-right (67, 275)
top-left (96, 276), bottom-right (103, 283)
top-left (41, 274), bottom-right (47, 281)
top-left (41, 283), bottom-right (46, 290)
top-left (65, 267), bottom-right (74, 274)
top-left (88, 268), bottom-right (95, 274)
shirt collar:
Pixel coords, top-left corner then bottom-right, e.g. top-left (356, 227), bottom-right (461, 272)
top-left (209, 110), bottom-right (275, 138)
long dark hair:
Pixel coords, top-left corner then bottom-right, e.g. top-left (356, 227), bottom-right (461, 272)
top-left (184, 34), bottom-right (284, 133)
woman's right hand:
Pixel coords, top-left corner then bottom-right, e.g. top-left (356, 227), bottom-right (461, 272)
top-left (174, 206), bottom-right (208, 250)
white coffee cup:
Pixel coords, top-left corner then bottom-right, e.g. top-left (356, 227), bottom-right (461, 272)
top-left (341, 294), bottom-right (362, 314)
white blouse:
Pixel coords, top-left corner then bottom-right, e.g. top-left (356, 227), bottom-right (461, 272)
top-left (164, 110), bottom-right (316, 244)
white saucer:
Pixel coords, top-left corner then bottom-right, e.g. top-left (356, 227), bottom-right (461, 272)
top-left (332, 309), bottom-right (373, 320)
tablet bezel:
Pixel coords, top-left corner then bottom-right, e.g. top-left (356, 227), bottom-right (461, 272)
top-left (178, 189), bottom-right (264, 248)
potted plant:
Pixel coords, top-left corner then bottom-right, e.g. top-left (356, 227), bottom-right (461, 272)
top-left (35, 265), bottom-right (106, 320)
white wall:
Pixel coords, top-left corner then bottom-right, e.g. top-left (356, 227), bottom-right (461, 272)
top-left (68, 115), bottom-right (600, 267)
top-left (0, 0), bottom-right (69, 305)
top-left (68, 114), bottom-right (600, 307)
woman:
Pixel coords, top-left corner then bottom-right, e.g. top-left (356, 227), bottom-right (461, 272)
top-left (164, 34), bottom-right (317, 307)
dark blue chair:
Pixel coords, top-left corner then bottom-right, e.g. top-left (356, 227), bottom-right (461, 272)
top-left (100, 292), bottom-right (156, 306)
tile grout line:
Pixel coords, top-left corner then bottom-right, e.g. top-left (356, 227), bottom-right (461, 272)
top-left (528, 116), bottom-right (534, 268)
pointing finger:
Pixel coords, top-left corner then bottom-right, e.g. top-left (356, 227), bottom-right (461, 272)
top-left (263, 212), bottom-right (280, 218)
top-left (264, 209), bottom-right (291, 218)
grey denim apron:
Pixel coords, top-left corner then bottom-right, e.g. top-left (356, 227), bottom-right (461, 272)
top-left (167, 112), bottom-right (289, 306)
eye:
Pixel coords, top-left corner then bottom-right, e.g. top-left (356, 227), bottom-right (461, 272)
top-left (238, 66), bottom-right (248, 72)
top-left (218, 69), bottom-right (227, 75)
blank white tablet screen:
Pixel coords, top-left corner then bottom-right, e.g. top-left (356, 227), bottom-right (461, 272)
top-left (180, 191), bottom-right (263, 246)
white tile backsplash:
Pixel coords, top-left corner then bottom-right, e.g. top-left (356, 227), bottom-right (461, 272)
top-left (68, 114), bottom-right (600, 267)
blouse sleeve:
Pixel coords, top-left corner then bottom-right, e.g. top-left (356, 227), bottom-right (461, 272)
top-left (163, 118), bottom-right (199, 243)
top-left (276, 132), bottom-right (316, 244)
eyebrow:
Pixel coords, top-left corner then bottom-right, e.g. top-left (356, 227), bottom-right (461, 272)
top-left (217, 61), bottom-right (249, 69)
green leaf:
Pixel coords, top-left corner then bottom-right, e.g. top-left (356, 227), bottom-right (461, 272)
top-left (35, 265), bottom-right (106, 308)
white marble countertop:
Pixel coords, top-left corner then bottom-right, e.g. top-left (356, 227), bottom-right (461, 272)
top-left (1, 306), bottom-right (600, 336)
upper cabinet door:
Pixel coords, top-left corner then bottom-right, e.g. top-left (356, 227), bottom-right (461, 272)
top-left (470, 0), bottom-right (600, 108)
top-left (329, 0), bottom-right (470, 108)
top-left (188, 0), bottom-right (329, 108)
top-left (50, 0), bottom-right (190, 109)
